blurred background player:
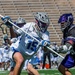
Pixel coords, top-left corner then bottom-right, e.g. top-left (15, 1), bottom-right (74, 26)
top-left (1, 17), bottom-right (26, 72)
top-left (0, 47), bottom-right (4, 71)
top-left (50, 42), bottom-right (59, 68)
top-left (2, 17), bottom-right (26, 73)
top-left (42, 49), bottom-right (51, 69)
top-left (58, 13), bottom-right (75, 75)
top-left (1, 12), bottom-right (50, 75)
top-left (1, 45), bottom-right (10, 70)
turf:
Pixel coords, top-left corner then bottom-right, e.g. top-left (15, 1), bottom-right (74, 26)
top-left (0, 68), bottom-right (75, 75)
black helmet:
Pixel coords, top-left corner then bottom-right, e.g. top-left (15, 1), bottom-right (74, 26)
top-left (58, 13), bottom-right (74, 31)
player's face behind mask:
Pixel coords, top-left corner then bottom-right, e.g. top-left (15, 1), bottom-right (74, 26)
top-left (59, 22), bottom-right (68, 32)
top-left (35, 19), bottom-right (49, 33)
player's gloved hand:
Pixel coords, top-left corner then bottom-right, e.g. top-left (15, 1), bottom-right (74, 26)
top-left (58, 45), bottom-right (68, 53)
top-left (1, 16), bottom-right (12, 28)
top-left (3, 34), bottom-right (8, 40)
top-left (58, 43), bottom-right (72, 53)
top-left (40, 40), bottom-right (50, 47)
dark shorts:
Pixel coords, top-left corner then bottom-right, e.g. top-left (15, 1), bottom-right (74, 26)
top-left (61, 54), bottom-right (75, 68)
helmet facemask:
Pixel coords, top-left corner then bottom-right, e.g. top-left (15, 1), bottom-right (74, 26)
top-left (34, 12), bottom-right (50, 33)
top-left (58, 13), bottom-right (74, 32)
top-left (38, 21), bottom-right (49, 32)
top-left (33, 23), bottom-right (42, 37)
top-left (60, 21), bottom-right (70, 32)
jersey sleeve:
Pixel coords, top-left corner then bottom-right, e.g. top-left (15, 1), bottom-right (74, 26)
top-left (16, 22), bottom-right (35, 35)
top-left (66, 26), bottom-right (75, 45)
top-left (42, 31), bottom-right (50, 41)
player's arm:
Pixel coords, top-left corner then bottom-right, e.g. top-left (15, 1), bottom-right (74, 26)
top-left (1, 16), bottom-right (17, 38)
top-left (39, 31), bottom-right (50, 52)
top-left (1, 16), bottom-right (23, 36)
top-left (9, 27), bottom-right (17, 38)
top-left (60, 26), bottom-right (75, 54)
top-left (1, 16), bottom-right (13, 28)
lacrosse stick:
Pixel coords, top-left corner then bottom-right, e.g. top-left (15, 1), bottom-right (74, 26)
top-left (0, 14), bottom-right (64, 59)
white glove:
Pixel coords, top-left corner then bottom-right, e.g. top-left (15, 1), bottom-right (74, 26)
top-left (40, 40), bottom-right (50, 47)
top-left (59, 43), bottom-right (72, 53)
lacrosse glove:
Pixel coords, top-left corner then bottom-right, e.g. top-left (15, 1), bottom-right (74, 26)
top-left (58, 43), bottom-right (72, 53)
top-left (40, 40), bottom-right (50, 47)
top-left (1, 16), bottom-right (12, 28)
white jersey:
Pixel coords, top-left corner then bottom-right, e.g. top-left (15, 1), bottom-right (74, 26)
top-left (0, 48), bottom-right (3, 62)
top-left (10, 22), bottom-right (50, 59)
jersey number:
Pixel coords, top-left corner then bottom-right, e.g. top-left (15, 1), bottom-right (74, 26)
top-left (26, 41), bottom-right (38, 51)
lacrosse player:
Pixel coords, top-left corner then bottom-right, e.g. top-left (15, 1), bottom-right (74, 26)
top-left (58, 13), bottom-right (75, 75)
top-left (2, 17), bottom-right (26, 45)
top-left (2, 16), bottom-right (40, 75)
top-left (50, 42), bottom-right (59, 68)
top-left (1, 12), bottom-right (50, 75)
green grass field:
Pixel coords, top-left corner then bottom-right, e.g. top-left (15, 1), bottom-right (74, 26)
top-left (0, 68), bottom-right (75, 75)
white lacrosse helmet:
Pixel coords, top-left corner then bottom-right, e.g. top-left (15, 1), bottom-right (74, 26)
top-left (34, 12), bottom-right (50, 32)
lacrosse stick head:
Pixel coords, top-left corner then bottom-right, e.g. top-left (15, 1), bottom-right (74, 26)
top-left (34, 12), bottom-right (50, 33)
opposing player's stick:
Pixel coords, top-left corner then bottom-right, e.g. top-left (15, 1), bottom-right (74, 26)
top-left (0, 14), bottom-right (64, 59)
